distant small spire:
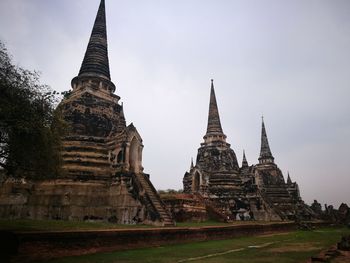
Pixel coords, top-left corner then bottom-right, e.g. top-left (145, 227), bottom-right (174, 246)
top-left (115, 102), bottom-right (126, 131)
top-left (78, 0), bottom-right (111, 80)
top-left (242, 150), bottom-right (249, 168)
top-left (258, 117), bottom-right (274, 164)
top-left (120, 102), bottom-right (125, 117)
top-left (206, 79), bottom-right (224, 135)
top-left (190, 158), bottom-right (194, 170)
top-left (287, 171), bottom-right (292, 184)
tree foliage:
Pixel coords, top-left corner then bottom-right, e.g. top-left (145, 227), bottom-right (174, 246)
top-left (0, 41), bottom-right (67, 179)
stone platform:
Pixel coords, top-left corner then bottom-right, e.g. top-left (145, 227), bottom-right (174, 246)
top-left (0, 175), bottom-right (172, 226)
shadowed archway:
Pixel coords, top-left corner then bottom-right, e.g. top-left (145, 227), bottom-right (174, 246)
top-left (193, 172), bottom-right (201, 192)
top-left (129, 137), bottom-right (139, 173)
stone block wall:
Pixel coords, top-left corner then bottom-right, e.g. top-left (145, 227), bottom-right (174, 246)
top-left (0, 177), bottom-right (148, 224)
top-left (161, 194), bottom-right (208, 222)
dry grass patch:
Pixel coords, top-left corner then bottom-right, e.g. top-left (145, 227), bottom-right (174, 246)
top-left (257, 232), bottom-right (290, 238)
top-left (268, 242), bottom-right (322, 253)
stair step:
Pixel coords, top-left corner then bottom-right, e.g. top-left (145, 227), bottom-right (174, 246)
top-left (63, 160), bottom-right (110, 168)
top-left (63, 156), bottom-right (109, 163)
top-left (62, 165), bottom-right (111, 173)
top-left (63, 140), bottom-right (107, 147)
top-left (63, 145), bottom-right (108, 154)
top-left (63, 170), bottom-right (112, 178)
top-left (135, 173), bottom-right (174, 225)
top-left (62, 152), bottom-right (109, 159)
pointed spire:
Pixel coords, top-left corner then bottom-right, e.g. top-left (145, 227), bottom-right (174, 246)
top-left (120, 102), bottom-right (125, 120)
top-left (117, 102), bottom-right (126, 130)
top-left (287, 172), bottom-right (292, 184)
top-left (78, 0), bottom-right (110, 80)
top-left (190, 158), bottom-right (194, 170)
top-left (242, 150), bottom-right (249, 168)
top-left (206, 79), bottom-right (224, 135)
top-left (120, 102), bottom-right (124, 114)
top-left (258, 117), bottom-right (274, 164)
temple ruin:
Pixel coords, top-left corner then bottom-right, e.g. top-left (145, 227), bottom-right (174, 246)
top-left (180, 80), bottom-right (314, 221)
top-left (0, 0), bottom-right (319, 226)
top-left (0, 0), bottom-right (173, 226)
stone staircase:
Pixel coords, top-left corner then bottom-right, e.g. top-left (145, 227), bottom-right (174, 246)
top-left (260, 186), bottom-right (296, 220)
top-left (194, 193), bottom-right (230, 222)
top-left (61, 136), bottom-right (112, 179)
top-left (135, 173), bottom-right (174, 226)
top-left (251, 193), bottom-right (282, 221)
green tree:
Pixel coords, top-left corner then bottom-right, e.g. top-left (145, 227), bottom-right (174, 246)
top-left (0, 40), bottom-right (67, 179)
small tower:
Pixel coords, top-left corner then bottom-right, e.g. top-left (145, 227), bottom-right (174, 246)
top-left (287, 172), bottom-right (292, 185)
top-left (258, 117), bottom-right (275, 164)
top-left (286, 172), bottom-right (301, 201)
top-left (242, 150), bottom-right (249, 168)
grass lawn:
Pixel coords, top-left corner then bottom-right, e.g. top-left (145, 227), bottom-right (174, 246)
top-left (176, 220), bottom-right (286, 228)
top-left (0, 219), bottom-right (153, 232)
top-left (46, 227), bottom-right (350, 263)
top-left (0, 219), bottom-right (284, 232)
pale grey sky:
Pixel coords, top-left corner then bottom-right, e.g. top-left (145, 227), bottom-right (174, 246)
top-left (0, 0), bottom-right (349, 207)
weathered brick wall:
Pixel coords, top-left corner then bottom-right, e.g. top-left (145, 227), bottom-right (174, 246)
top-left (0, 178), bottom-right (147, 224)
top-left (162, 195), bottom-right (208, 222)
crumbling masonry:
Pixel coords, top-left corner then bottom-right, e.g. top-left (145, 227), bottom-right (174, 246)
top-left (0, 0), bottom-right (315, 225)
top-left (182, 80), bottom-right (314, 221)
top-left (0, 0), bottom-right (173, 226)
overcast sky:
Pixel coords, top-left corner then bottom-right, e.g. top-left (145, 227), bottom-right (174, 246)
top-left (0, 0), bottom-right (349, 207)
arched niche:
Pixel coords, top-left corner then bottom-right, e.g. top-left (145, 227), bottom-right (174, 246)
top-left (129, 137), bottom-right (140, 173)
top-left (192, 171), bottom-right (201, 192)
top-left (117, 150), bottom-right (123, 163)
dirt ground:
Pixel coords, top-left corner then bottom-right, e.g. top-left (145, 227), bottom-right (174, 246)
top-left (268, 242), bottom-right (322, 253)
top-left (306, 245), bottom-right (350, 263)
top-left (332, 250), bottom-right (350, 263)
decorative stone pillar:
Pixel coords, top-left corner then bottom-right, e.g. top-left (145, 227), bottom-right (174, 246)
top-left (124, 143), bottom-right (130, 172)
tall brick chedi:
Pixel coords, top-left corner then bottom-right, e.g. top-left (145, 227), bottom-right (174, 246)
top-left (0, 0), bottom-right (173, 226)
top-left (183, 80), bottom-right (240, 196)
top-left (60, 0), bottom-right (137, 177)
top-left (58, 0), bottom-right (173, 225)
